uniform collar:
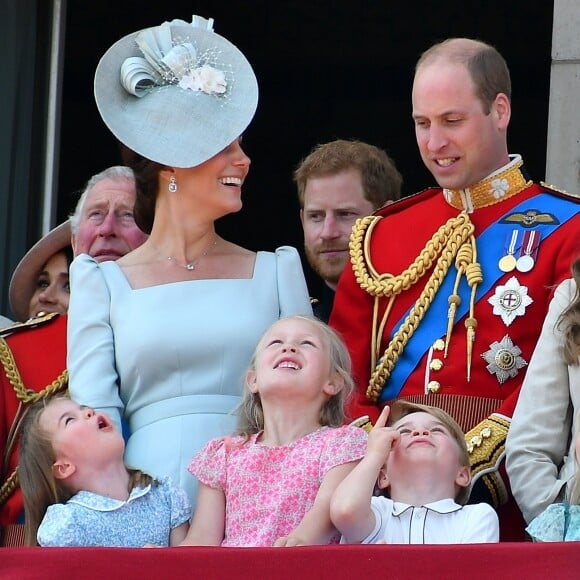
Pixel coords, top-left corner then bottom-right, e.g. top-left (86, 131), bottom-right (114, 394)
top-left (443, 154), bottom-right (531, 213)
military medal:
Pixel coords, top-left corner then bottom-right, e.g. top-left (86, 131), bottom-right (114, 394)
top-left (488, 276), bottom-right (533, 326)
top-left (498, 254), bottom-right (517, 273)
top-left (498, 229), bottom-right (519, 272)
top-left (482, 335), bottom-right (527, 384)
top-left (516, 230), bottom-right (540, 272)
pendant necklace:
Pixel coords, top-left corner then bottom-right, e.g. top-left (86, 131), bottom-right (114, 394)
top-left (166, 236), bottom-right (217, 271)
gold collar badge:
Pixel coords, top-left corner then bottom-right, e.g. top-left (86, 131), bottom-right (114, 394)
top-left (443, 155), bottom-right (531, 213)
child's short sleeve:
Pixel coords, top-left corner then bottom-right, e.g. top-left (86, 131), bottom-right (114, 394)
top-left (461, 503), bottom-right (499, 543)
top-left (319, 425), bottom-right (368, 475)
top-left (158, 477), bottom-right (192, 529)
top-left (187, 437), bottom-right (229, 490)
top-left (526, 503), bottom-right (567, 542)
top-left (37, 504), bottom-right (82, 547)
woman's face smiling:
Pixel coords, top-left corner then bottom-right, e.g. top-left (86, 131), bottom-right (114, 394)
top-left (28, 251), bottom-right (70, 319)
top-left (171, 138), bottom-right (251, 218)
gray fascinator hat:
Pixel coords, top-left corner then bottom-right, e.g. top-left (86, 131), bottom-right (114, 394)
top-left (94, 15), bottom-right (259, 168)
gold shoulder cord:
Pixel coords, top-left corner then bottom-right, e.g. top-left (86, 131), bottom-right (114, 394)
top-left (0, 338), bottom-right (68, 507)
top-left (350, 212), bottom-right (480, 403)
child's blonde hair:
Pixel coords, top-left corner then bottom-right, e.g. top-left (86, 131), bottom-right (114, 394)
top-left (557, 257), bottom-right (580, 366)
top-left (236, 316), bottom-right (355, 436)
top-left (388, 400), bottom-right (472, 505)
top-left (19, 395), bottom-right (155, 546)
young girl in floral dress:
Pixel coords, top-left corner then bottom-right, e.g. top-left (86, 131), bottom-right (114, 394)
top-left (180, 315), bottom-right (368, 547)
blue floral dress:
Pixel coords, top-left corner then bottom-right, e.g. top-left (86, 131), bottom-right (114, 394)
top-left (526, 502), bottom-right (580, 542)
top-left (38, 477), bottom-right (191, 547)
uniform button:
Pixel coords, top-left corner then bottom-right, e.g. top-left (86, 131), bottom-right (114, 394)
top-left (433, 339), bottom-right (445, 351)
top-left (427, 381), bottom-right (441, 393)
top-left (429, 359), bottom-right (443, 371)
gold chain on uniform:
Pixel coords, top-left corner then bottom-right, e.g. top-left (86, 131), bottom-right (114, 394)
top-left (0, 338), bottom-right (68, 507)
top-left (350, 212), bottom-right (480, 403)
top-left (0, 338), bottom-right (68, 403)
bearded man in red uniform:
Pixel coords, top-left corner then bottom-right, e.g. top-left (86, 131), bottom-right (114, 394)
top-left (330, 38), bottom-right (579, 540)
top-left (0, 166), bottom-right (148, 541)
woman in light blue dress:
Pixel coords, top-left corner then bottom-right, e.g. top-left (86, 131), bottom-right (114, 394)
top-left (67, 16), bottom-right (312, 507)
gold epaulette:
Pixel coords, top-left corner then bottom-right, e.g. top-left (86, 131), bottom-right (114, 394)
top-left (466, 415), bottom-right (510, 508)
top-left (540, 181), bottom-right (580, 199)
top-left (0, 312), bottom-right (60, 339)
top-left (349, 415), bottom-right (373, 433)
top-left (0, 315), bottom-right (68, 404)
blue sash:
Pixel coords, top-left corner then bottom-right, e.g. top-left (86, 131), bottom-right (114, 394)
top-left (379, 192), bottom-right (578, 402)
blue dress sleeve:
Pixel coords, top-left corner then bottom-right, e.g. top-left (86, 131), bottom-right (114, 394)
top-left (274, 246), bottom-right (312, 317)
top-left (37, 504), bottom-right (82, 547)
top-left (67, 254), bottom-right (123, 431)
top-left (159, 477), bottom-right (192, 529)
top-left (526, 503), bottom-right (567, 542)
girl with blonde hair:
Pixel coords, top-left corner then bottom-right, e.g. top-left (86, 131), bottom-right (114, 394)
top-left (181, 316), bottom-right (367, 547)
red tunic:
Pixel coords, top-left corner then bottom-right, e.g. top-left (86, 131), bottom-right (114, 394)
top-left (0, 314), bottom-right (68, 527)
top-left (330, 176), bottom-right (579, 540)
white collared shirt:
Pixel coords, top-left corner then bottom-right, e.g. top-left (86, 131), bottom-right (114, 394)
top-left (361, 497), bottom-right (499, 544)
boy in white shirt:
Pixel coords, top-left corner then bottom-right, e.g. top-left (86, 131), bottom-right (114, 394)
top-left (331, 401), bottom-right (498, 544)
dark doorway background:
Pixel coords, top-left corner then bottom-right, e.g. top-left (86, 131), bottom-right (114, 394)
top-left (58, 2), bottom-right (553, 296)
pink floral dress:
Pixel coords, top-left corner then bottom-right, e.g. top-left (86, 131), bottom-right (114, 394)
top-left (188, 425), bottom-right (368, 546)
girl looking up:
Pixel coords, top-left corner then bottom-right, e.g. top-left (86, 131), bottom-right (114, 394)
top-left (181, 316), bottom-right (368, 547)
top-left (19, 397), bottom-right (191, 547)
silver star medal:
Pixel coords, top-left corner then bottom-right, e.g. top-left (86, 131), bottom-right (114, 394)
top-left (488, 276), bottom-right (533, 326)
top-left (482, 335), bottom-right (527, 384)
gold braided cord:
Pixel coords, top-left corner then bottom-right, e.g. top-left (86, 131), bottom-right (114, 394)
top-left (371, 295), bottom-right (396, 371)
top-left (0, 468), bottom-right (18, 507)
top-left (464, 239), bottom-right (482, 380)
top-left (444, 238), bottom-right (483, 367)
top-left (0, 338), bottom-right (68, 508)
top-left (349, 213), bottom-right (478, 403)
top-left (0, 338), bottom-right (68, 403)
top-left (351, 213), bottom-right (474, 297)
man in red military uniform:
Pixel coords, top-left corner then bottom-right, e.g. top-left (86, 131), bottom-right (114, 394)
top-left (330, 38), bottom-right (579, 540)
top-left (0, 314), bottom-right (68, 526)
top-left (0, 166), bottom-right (148, 539)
